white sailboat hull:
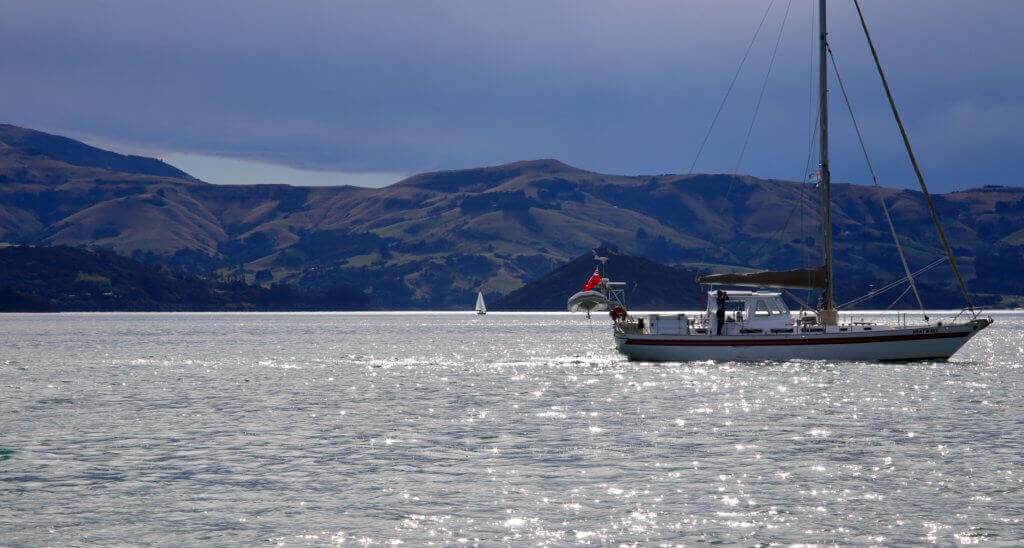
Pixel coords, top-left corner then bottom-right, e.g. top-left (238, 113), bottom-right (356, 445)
top-left (614, 319), bottom-right (989, 362)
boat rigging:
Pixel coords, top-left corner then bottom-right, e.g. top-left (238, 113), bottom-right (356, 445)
top-left (571, 0), bottom-right (992, 362)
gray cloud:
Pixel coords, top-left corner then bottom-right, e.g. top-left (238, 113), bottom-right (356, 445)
top-left (1, 0), bottom-right (1021, 191)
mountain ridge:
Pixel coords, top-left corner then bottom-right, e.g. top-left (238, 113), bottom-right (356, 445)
top-left (2, 123), bottom-right (1023, 309)
top-left (0, 124), bottom-right (196, 181)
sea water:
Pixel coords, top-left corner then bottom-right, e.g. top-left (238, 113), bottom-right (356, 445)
top-left (1, 311), bottom-right (1022, 545)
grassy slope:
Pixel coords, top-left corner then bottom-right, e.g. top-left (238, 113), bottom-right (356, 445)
top-left (2, 125), bottom-right (1023, 308)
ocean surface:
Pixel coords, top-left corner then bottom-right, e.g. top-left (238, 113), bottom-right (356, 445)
top-left (2, 311), bottom-right (1022, 545)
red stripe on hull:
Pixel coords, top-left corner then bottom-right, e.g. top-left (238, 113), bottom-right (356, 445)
top-left (623, 330), bottom-right (969, 347)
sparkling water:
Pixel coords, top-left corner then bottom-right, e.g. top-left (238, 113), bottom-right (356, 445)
top-left (2, 312), bottom-right (1022, 544)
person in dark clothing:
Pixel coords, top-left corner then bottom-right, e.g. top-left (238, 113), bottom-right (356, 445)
top-left (715, 290), bottom-right (729, 335)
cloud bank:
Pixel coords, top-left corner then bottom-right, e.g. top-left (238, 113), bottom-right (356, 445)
top-left (1, 0), bottom-right (1021, 190)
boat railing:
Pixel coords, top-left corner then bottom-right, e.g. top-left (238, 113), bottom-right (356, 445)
top-left (615, 319), bottom-right (645, 335)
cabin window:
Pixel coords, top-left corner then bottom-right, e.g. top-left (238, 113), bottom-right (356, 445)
top-left (769, 298), bottom-right (788, 314)
top-left (722, 301), bottom-right (745, 322)
top-left (754, 300), bottom-right (771, 316)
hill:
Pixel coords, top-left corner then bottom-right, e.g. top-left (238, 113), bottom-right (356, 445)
top-left (1, 124), bottom-right (1023, 309)
top-left (0, 124), bottom-right (194, 180)
top-left (0, 245), bottom-right (372, 311)
top-left (494, 248), bottom-right (703, 311)
top-left (494, 248), bottom-right (990, 312)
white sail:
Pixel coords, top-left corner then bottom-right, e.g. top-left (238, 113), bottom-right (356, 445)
top-left (475, 291), bottom-right (486, 314)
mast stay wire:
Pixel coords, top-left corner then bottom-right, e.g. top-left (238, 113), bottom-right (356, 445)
top-left (733, 0), bottom-right (794, 174)
top-left (686, 0), bottom-right (777, 177)
top-left (886, 285), bottom-right (914, 311)
top-left (689, 0), bottom-right (777, 279)
top-left (747, 106), bottom-right (818, 261)
top-left (853, 0), bottom-right (975, 314)
top-left (746, 1), bottom-right (818, 284)
top-left (729, 1), bottom-right (822, 294)
top-left (799, 0), bottom-right (818, 307)
top-left (840, 256), bottom-right (944, 309)
top-left (826, 43), bottom-right (928, 321)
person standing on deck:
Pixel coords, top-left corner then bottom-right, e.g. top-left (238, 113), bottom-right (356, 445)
top-left (715, 290), bottom-right (729, 335)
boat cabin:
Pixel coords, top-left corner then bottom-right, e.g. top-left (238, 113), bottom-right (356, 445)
top-left (707, 290), bottom-right (791, 327)
top-left (640, 290), bottom-right (794, 336)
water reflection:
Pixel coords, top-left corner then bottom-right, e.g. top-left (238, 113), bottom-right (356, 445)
top-left (0, 312), bottom-right (1021, 544)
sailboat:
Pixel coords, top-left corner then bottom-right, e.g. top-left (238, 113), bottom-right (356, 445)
top-left (475, 291), bottom-right (487, 315)
top-left (607, 0), bottom-right (992, 362)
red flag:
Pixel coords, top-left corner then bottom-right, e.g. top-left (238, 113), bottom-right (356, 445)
top-left (582, 268), bottom-right (601, 291)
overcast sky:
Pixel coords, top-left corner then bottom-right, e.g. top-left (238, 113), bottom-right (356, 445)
top-left (2, 1), bottom-right (1021, 191)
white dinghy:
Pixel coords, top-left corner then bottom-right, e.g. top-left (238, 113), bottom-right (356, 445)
top-left (567, 290), bottom-right (608, 315)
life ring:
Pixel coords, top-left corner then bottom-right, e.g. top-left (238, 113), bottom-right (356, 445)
top-left (610, 306), bottom-right (628, 321)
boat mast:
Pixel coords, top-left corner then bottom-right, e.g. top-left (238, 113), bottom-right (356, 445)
top-left (818, 0), bottom-right (837, 323)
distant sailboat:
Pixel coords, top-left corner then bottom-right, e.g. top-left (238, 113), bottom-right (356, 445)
top-left (475, 291), bottom-right (487, 315)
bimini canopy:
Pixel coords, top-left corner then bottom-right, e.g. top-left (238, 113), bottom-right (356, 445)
top-left (698, 265), bottom-right (826, 290)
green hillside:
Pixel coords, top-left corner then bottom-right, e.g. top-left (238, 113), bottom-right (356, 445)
top-left (0, 245), bottom-right (372, 311)
top-left (2, 124), bottom-right (1023, 309)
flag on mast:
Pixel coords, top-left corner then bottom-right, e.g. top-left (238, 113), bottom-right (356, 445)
top-left (582, 268), bottom-right (601, 291)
